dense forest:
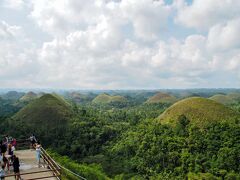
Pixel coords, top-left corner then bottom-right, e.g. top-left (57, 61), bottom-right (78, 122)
top-left (0, 90), bottom-right (240, 179)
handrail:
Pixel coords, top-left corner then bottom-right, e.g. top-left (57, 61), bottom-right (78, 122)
top-left (40, 147), bottom-right (61, 180)
top-left (57, 163), bottom-right (87, 180)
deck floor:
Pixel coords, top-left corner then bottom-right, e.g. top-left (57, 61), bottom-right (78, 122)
top-left (5, 149), bottom-right (57, 180)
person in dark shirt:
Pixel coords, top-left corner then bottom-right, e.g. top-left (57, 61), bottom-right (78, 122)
top-left (0, 143), bottom-right (7, 156)
top-left (12, 155), bottom-right (21, 180)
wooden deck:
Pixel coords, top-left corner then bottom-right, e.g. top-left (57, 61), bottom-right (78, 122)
top-left (5, 149), bottom-right (57, 180)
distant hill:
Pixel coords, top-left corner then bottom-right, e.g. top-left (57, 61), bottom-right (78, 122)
top-left (158, 97), bottom-right (238, 128)
top-left (67, 92), bottom-right (92, 103)
top-left (1, 91), bottom-right (24, 101)
top-left (146, 92), bottom-right (177, 104)
top-left (0, 97), bottom-right (20, 117)
top-left (209, 93), bottom-right (240, 105)
top-left (177, 91), bottom-right (200, 99)
top-left (209, 94), bottom-right (232, 105)
top-left (19, 91), bottom-right (38, 102)
top-left (228, 92), bottom-right (240, 101)
top-left (37, 92), bottom-right (46, 97)
top-left (92, 93), bottom-right (127, 104)
top-left (11, 94), bottom-right (72, 143)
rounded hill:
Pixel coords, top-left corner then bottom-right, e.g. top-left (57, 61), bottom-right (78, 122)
top-left (209, 94), bottom-right (232, 105)
top-left (209, 93), bottom-right (240, 105)
top-left (12, 94), bottom-right (72, 140)
top-left (19, 91), bottom-right (38, 102)
top-left (228, 92), bottom-right (240, 101)
top-left (146, 92), bottom-right (177, 104)
top-left (67, 92), bottom-right (90, 103)
top-left (92, 94), bottom-right (127, 104)
top-left (158, 97), bottom-right (238, 128)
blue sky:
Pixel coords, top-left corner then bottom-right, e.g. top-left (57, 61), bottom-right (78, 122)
top-left (0, 0), bottom-right (240, 89)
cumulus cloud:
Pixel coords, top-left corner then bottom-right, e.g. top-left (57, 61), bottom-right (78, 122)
top-left (0, 21), bottom-right (38, 86)
top-left (2, 0), bottom-right (25, 10)
top-left (207, 18), bottom-right (240, 51)
top-left (175, 0), bottom-right (240, 30)
top-left (120, 0), bottom-right (171, 40)
top-left (0, 0), bottom-right (240, 88)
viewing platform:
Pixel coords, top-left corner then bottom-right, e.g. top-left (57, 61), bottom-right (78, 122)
top-left (2, 139), bottom-right (61, 180)
top-left (4, 149), bottom-right (58, 180)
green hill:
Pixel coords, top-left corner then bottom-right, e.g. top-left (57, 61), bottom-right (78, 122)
top-left (228, 92), bottom-right (240, 101)
top-left (1, 91), bottom-right (24, 101)
top-left (209, 94), bottom-right (232, 105)
top-left (19, 91), bottom-right (38, 102)
top-left (67, 92), bottom-right (90, 103)
top-left (11, 94), bottom-right (72, 142)
top-left (209, 93), bottom-right (240, 105)
top-left (158, 97), bottom-right (238, 128)
top-left (92, 94), bottom-right (127, 104)
top-left (146, 92), bottom-right (177, 104)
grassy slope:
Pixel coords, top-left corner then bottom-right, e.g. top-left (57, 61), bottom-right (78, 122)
top-left (210, 93), bottom-right (240, 105)
top-left (228, 92), bottom-right (240, 101)
top-left (13, 94), bottom-right (72, 127)
top-left (92, 94), bottom-right (127, 104)
top-left (146, 92), bottom-right (177, 104)
top-left (209, 94), bottom-right (233, 105)
top-left (159, 97), bottom-right (239, 128)
top-left (19, 91), bottom-right (38, 102)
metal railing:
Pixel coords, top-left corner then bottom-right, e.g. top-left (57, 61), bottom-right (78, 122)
top-left (40, 147), bottom-right (61, 180)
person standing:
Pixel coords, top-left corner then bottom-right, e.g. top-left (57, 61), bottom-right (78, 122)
top-left (4, 136), bottom-right (8, 145)
top-left (29, 134), bottom-right (37, 149)
top-left (1, 143), bottom-right (7, 156)
top-left (13, 155), bottom-right (21, 180)
top-left (12, 139), bottom-right (17, 148)
top-left (36, 143), bottom-right (41, 168)
top-left (2, 156), bottom-right (9, 172)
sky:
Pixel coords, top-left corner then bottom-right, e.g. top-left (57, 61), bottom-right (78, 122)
top-left (0, 0), bottom-right (240, 89)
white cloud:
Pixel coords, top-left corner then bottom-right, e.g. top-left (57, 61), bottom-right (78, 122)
top-left (176, 0), bottom-right (240, 30)
top-left (2, 0), bottom-right (25, 10)
top-left (120, 0), bottom-right (171, 41)
top-left (29, 0), bottom-right (171, 41)
top-left (207, 18), bottom-right (240, 51)
top-left (0, 21), bottom-right (38, 85)
top-left (0, 21), bottom-right (22, 39)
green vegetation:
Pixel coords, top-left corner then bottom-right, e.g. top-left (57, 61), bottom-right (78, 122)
top-left (228, 92), bottom-right (240, 101)
top-left (209, 94), bottom-right (233, 105)
top-left (48, 151), bottom-right (110, 180)
top-left (66, 92), bottom-right (92, 103)
top-left (146, 92), bottom-right (177, 104)
top-left (159, 97), bottom-right (238, 128)
top-left (92, 94), bottom-right (127, 104)
top-left (19, 91), bottom-right (38, 102)
top-left (6, 94), bottom-right (73, 144)
top-left (0, 97), bottom-right (20, 118)
top-left (110, 119), bottom-right (240, 179)
top-left (0, 90), bottom-right (240, 179)
top-left (210, 92), bottom-right (240, 105)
